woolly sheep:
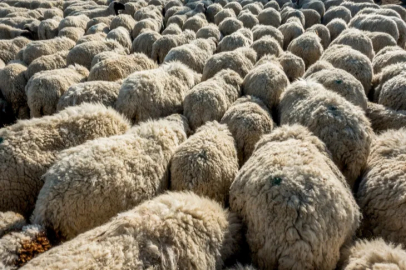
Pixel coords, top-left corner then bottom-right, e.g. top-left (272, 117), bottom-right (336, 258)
top-left (167, 14), bottom-right (187, 28)
top-left (25, 50), bottom-right (68, 80)
top-left (278, 18), bottom-right (304, 50)
top-left (281, 7), bottom-right (305, 26)
top-left (0, 103), bottom-right (130, 217)
top-left (0, 211), bottom-right (26, 238)
top-left (0, 24), bottom-right (32, 39)
top-left (229, 124), bottom-right (360, 269)
top-left (263, 0), bottom-right (279, 10)
top-left (372, 48), bottom-right (406, 74)
top-left (206, 3), bottom-right (223, 23)
top-left (242, 59), bottom-right (288, 109)
top-left (184, 69), bottom-right (242, 131)
top-left (21, 37), bottom-right (75, 65)
top-left (278, 51), bottom-right (305, 82)
top-left (301, 0), bottom-right (325, 17)
top-left (162, 23), bottom-right (182, 35)
top-left (366, 102), bottom-right (406, 133)
top-left (324, 0), bottom-right (343, 10)
top-left (110, 14), bottom-right (136, 33)
top-left (0, 17), bottom-right (38, 30)
top-left (202, 47), bottom-right (256, 80)
top-left (226, 264), bottom-right (257, 270)
top-left (330, 28), bottom-right (374, 60)
top-left (242, 2), bottom-right (262, 15)
top-left (302, 9), bottom-right (321, 29)
top-left (106, 26), bottom-right (132, 50)
top-left (214, 8), bottom-right (236, 25)
top-left (196, 24), bottom-right (222, 41)
top-left (132, 19), bottom-right (162, 39)
top-left (183, 14), bottom-right (208, 32)
top-left (279, 79), bottom-right (373, 187)
top-left (326, 18), bottom-right (347, 41)
top-left (26, 65), bottom-right (89, 117)
top-left (221, 96), bottom-right (273, 165)
top-left (134, 5), bottom-right (163, 25)
top-left (321, 44), bottom-right (372, 94)
top-left (251, 24), bottom-right (283, 46)
top-left (22, 192), bottom-right (243, 269)
top-left (151, 30), bottom-right (195, 64)
top-left (72, 2), bottom-right (125, 18)
top-left (257, 7), bottom-right (280, 27)
top-left (357, 7), bottom-right (401, 19)
top-left (384, 4), bottom-right (406, 22)
top-left (123, 1), bottom-right (147, 16)
top-left (237, 11), bottom-right (258, 29)
top-left (64, 3), bottom-right (98, 17)
top-left (307, 24), bottom-right (330, 49)
top-left (67, 39), bottom-right (127, 69)
top-left (131, 30), bottom-right (161, 57)
top-left (38, 17), bottom-right (61, 40)
top-left (219, 17), bottom-right (243, 35)
top-left (250, 36), bottom-right (283, 60)
top-left (323, 6), bottom-right (352, 24)
top-left (85, 16), bottom-right (115, 31)
top-left (217, 28), bottom-right (252, 53)
top-left (340, 2), bottom-right (379, 17)
top-left (0, 37), bottom-right (30, 64)
top-left (76, 32), bottom-right (107, 44)
top-left (287, 31), bottom-right (323, 69)
top-left (372, 61), bottom-right (406, 101)
top-left (224, 2), bottom-right (242, 15)
top-left (376, 75), bottom-right (406, 111)
top-left (85, 22), bottom-right (109, 35)
top-left (0, 62), bottom-right (29, 120)
top-left (32, 116), bottom-right (188, 240)
top-left (116, 61), bottom-right (200, 123)
top-left (88, 53), bottom-right (157, 82)
top-left (387, 17), bottom-right (406, 49)
top-left (57, 27), bottom-right (85, 41)
top-left (349, 14), bottom-right (399, 42)
top-left (58, 15), bottom-right (89, 31)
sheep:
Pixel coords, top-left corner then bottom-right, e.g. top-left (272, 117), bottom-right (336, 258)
top-left (376, 75), bottom-right (406, 111)
top-left (72, 2), bottom-right (125, 18)
top-left (250, 36), bottom-right (283, 60)
top-left (31, 116), bottom-right (188, 240)
top-left (278, 51), bottom-right (306, 82)
top-left (116, 61), bottom-right (200, 123)
top-left (279, 79), bottom-right (373, 187)
top-left (366, 102), bottom-right (406, 133)
top-left (0, 62), bottom-right (29, 120)
top-left (257, 7), bottom-right (280, 27)
top-left (202, 47), bottom-right (256, 81)
top-left (85, 22), bottom-right (109, 35)
top-left (57, 81), bottom-right (121, 111)
top-left (226, 264), bottom-right (257, 270)
top-left (251, 24), bottom-right (283, 46)
top-left (184, 69), bottom-right (242, 131)
top-left (88, 53), bottom-right (157, 82)
top-left (287, 31), bottom-right (323, 69)
top-left (0, 17), bottom-right (38, 30)
top-left (131, 30), bottom-right (161, 57)
top-left (224, 2), bottom-right (242, 15)
top-left (306, 68), bottom-right (368, 110)
top-left (323, 6), bottom-right (352, 24)
top-left (326, 18), bottom-right (347, 41)
top-left (105, 27), bottom-right (131, 50)
top-left (263, 0), bottom-right (279, 10)
top-left (281, 7), bottom-right (305, 26)
top-left (196, 24), bottom-right (222, 41)
top-left (162, 23), bottom-right (182, 35)
top-left (58, 15), bottom-right (89, 31)
top-left (0, 24), bottom-right (32, 40)
top-left (217, 28), bottom-right (252, 53)
top-left (151, 30), bottom-right (196, 64)
top-left (57, 27), bottom-right (84, 41)
top-left (363, 31), bottom-right (396, 54)
top-left (21, 37), bottom-right (75, 65)
top-left (242, 59), bottom-right (288, 110)
top-left (242, 2), bottom-right (262, 15)
top-left (329, 28), bottom-right (374, 60)
top-left (22, 191), bottom-right (243, 269)
top-left (388, 17), bottom-right (406, 49)
top-left (38, 17), bottom-right (61, 40)
top-left (26, 65), bottom-right (89, 118)
top-left (67, 40), bottom-right (127, 70)
top-left (372, 61), bottom-right (406, 101)
top-left (0, 37), bottom-right (30, 64)
top-left (221, 96), bottom-right (274, 166)
top-left (134, 5), bottom-right (163, 26)
top-left (0, 212), bottom-right (26, 238)
top-left (64, 3), bottom-right (99, 17)
top-left (76, 32), bottom-right (107, 44)
top-left (214, 8), bottom-right (236, 25)
top-left (85, 16), bottom-right (115, 32)
top-left (324, 0), bottom-right (343, 10)
top-left (384, 4), bottom-right (406, 22)
top-left (25, 50), bottom-right (68, 80)
top-left (372, 48), bottom-right (406, 74)
top-left (340, 2), bottom-right (379, 17)
top-left (229, 124), bottom-right (361, 269)
top-left (109, 14), bottom-right (136, 33)
top-left (357, 7), bottom-right (402, 19)
top-left (300, 0), bottom-right (325, 17)
top-left (183, 14), bottom-right (208, 32)
top-left (206, 3), bottom-right (223, 23)
top-left (219, 17), bottom-right (244, 36)
top-left (0, 103), bottom-right (130, 217)
top-left (307, 24), bottom-right (330, 49)
top-left (37, 8), bottom-right (63, 20)
top-left (302, 9), bottom-right (321, 29)
top-left (321, 44), bottom-right (372, 95)
top-left (237, 11), bottom-right (258, 29)
top-left (349, 14), bottom-right (399, 43)
top-left (278, 18), bottom-right (304, 50)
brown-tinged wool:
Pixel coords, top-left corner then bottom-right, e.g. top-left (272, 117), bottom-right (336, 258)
top-left (221, 96), bottom-right (273, 166)
top-left (279, 79), bottom-right (373, 187)
top-left (323, 6), bottom-right (352, 24)
top-left (321, 44), bottom-right (372, 95)
top-left (372, 49), bottom-right (406, 74)
top-left (278, 51), bottom-right (305, 82)
top-left (330, 28), bottom-right (374, 61)
top-left (250, 36), bottom-right (282, 60)
top-left (170, 121), bottom-right (238, 205)
top-left (57, 81), bottom-right (121, 111)
top-left (164, 38), bottom-right (216, 73)
top-left (364, 31), bottom-right (397, 54)
top-left (85, 16), bottom-right (115, 32)
top-left (278, 18), bottom-right (304, 50)
top-left (217, 28), bottom-right (252, 53)
top-left (206, 3), bottom-right (223, 23)
top-left (229, 124), bottom-right (361, 269)
top-left (162, 23), bottom-right (182, 35)
top-left (131, 30), bottom-right (161, 58)
top-left (257, 7), bottom-right (280, 27)
top-left (196, 24), bottom-right (222, 42)
top-left (384, 4), bottom-right (406, 22)
top-left (57, 27), bottom-right (85, 42)
top-left (25, 50), bottom-right (68, 80)
top-left (302, 9), bottom-right (321, 29)
top-left (184, 69), bottom-right (242, 131)
top-left (287, 31), bottom-right (323, 69)
top-left (88, 53), bottom-right (157, 82)
top-left (32, 116), bottom-right (188, 240)
top-left (21, 37), bottom-right (75, 65)
top-left (0, 37), bottom-right (30, 64)
top-left (366, 102), bottom-right (406, 133)
top-left (242, 59), bottom-right (288, 109)
top-left (0, 212), bottom-right (26, 238)
top-left (306, 68), bottom-right (367, 110)
top-left (281, 7), bottom-right (305, 26)
top-left (0, 225), bottom-right (51, 270)
top-left (251, 24), bottom-right (283, 46)
top-left (76, 32), bottom-right (107, 45)
top-left (339, 238), bottom-right (406, 270)
top-left (357, 129), bottom-right (406, 246)
top-left (26, 65), bottom-right (89, 118)
top-left (349, 14), bottom-right (399, 43)
top-left (377, 75), bottom-right (406, 111)
top-left (151, 30), bottom-right (195, 64)
top-left (0, 103), bottom-right (130, 217)
top-left (23, 192), bottom-right (243, 270)
top-left (237, 11), bottom-right (258, 29)
top-left (340, 2), bottom-right (379, 17)
top-left (67, 40), bottom-right (127, 70)
top-left (202, 47), bottom-right (256, 81)
top-left (219, 17), bottom-right (243, 36)
top-left (0, 63), bottom-right (29, 120)
top-left (183, 14), bottom-right (208, 32)
top-left (307, 24), bottom-right (330, 49)
top-left (116, 61), bottom-right (200, 124)
top-left (326, 18), bottom-right (347, 41)
top-left (58, 15), bottom-right (89, 31)
top-left (85, 22), bottom-right (109, 35)
top-left (110, 14), bottom-right (136, 33)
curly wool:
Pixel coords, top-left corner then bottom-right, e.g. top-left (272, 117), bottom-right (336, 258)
top-left (323, 6), bottom-right (352, 24)
top-left (219, 17), bottom-right (243, 36)
top-left (237, 11), bottom-right (258, 29)
top-left (278, 19), bottom-right (304, 50)
top-left (0, 212), bottom-right (26, 238)
top-left (287, 31), bottom-right (323, 69)
top-left (326, 18), bottom-right (348, 41)
top-left (307, 24), bottom-right (331, 49)
top-left (257, 7), bottom-right (281, 27)
top-left (131, 30), bottom-right (162, 58)
top-left (365, 31), bottom-right (397, 54)
top-left (366, 101), bottom-right (406, 133)
top-left (279, 79), bottom-right (373, 187)
top-left (0, 37), bottom-right (30, 63)
top-left (372, 49), bottom-right (406, 74)
top-left (38, 17), bottom-right (61, 40)
top-left (110, 14), bottom-right (136, 34)
top-left (196, 24), bottom-right (222, 41)
top-left (278, 51), bottom-right (305, 82)
top-left (349, 14), bottom-right (399, 42)
top-left (229, 124), bottom-right (360, 269)
top-left (372, 62), bottom-right (406, 102)
top-left (217, 28), bottom-right (252, 53)
top-left (106, 27), bottom-right (133, 51)
top-left (252, 24), bottom-right (284, 46)
top-left (23, 192), bottom-right (243, 270)
top-left (250, 36), bottom-right (282, 60)
top-left (330, 28), bottom-right (374, 60)
top-left (25, 50), bottom-right (68, 79)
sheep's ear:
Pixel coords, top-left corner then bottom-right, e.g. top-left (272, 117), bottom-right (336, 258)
top-left (113, 2), bottom-right (125, 15)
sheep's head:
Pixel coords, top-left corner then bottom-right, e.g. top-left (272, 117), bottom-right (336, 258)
top-left (112, 2), bottom-right (125, 15)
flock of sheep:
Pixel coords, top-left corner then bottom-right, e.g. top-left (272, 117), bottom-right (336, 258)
top-left (0, 0), bottom-right (406, 268)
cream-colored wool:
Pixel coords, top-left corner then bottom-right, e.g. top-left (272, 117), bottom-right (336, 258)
top-left (372, 61), bottom-right (406, 102)
top-left (326, 18), bottom-right (347, 41)
top-left (110, 14), bottom-right (136, 33)
top-left (230, 124), bottom-right (360, 269)
top-left (281, 7), bottom-right (305, 26)
top-left (237, 11), bottom-right (258, 29)
top-left (377, 75), bottom-right (406, 111)
top-left (206, 3), bottom-right (223, 23)
top-left (105, 26), bottom-right (132, 49)
top-left (330, 28), bottom-right (374, 60)
top-left (134, 5), bottom-right (163, 25)
top-left (57, 26), bottom-right (85, 42)
top-left (167, 14), bottom-right (187, 29)
top-left (151, 30), bottom-right (195, 64)
top-left (279, 79), bottom-right (373, 187)
top-left (0, 16), bottom-right (38, 30)
top-left (132, 19), bottom-right (162, 39)
top-left (214, 7), bottom-right (236, 25)
top-left (57, 81), bottom-right (121, 111)
top-left (366, 101), bottom-right (406, 133)
top-left (217, 28), bottom-right (252, 53)
top-left (340, 1), bottom-right (379, 17)
top-left (183, 14), bottom-right (208, 32)
top-left (278, 51), bottom-right (305, 82)
top-left (170, 121), bottom-right (238, 205)
top-left (0, 24), bottom-right (31, 39)
top-left (162, 23), bottom-right (182, 35)
top-left (251, 24), bottom-right (283, 46)
top-left (202, 47), bottom-right (256, 80)
top-left (21, 37), bottom-right (75, 65)
top-left (387, 17), bottom-right (406, 49)
top-left (224, 2), bottom-right (242, 15)
top-left (302, 9), bottom-right (321, 29)
top-left (196, 24), bottom-right (222, 42)
top-left (0, 63), bottom-right (29, 120)
top-left (24, 192), bottom-right (243, 270)
top-left (323, 6), bottom-right (352, 24)
top-left (242, 59), bottom-right (288, 109)
top-left (372, 48), bottom-right (406, 74)
top-left (90, 51), bottom-right (127, 69)
top-left (221, 96), bottom-right (273, 165)
top-left (184, 69), bottom-right (242, 131)
top-left (242, 2), bottom-right (262, 14)
top-left (307, 24), bottom-right (330, 49)
top-left (131, 30), bottom-right (161, 58)
top-left (164, 38), bottom-right (216, 73)
top-left (86, 16), bottom-right (115, 32)
top-left (164, 6), bottom-right (185, 23)
top-left (321, 44), bottom-right (372, 95)
top-left (278, 18), bottom-right (304, 50)
top-left (32, 116), bottom-right (188, 240)
top-left (76, 32), bottom-right (107, 45)
top-left (88, 53), bottom-right (157, 82)
top-left (72, 2), bottom-right (125, 18)
top-left (357, 129), bottom-right (406, 246)
top-left (63, 3), bottom-right (97, 17)
top-left (25, 50), bottom-right (68, 79)
top-left (0, 103), bottom-right (130, 217)
top-left (85, 22), bottom-right (109, 35)
top-left (26, 64), bottom-right (89, 117)
top-left (219, 17), bottom-right (243, 36)
top-left (58, 15), bottom-right (89, 31)
top-left (67, 40), bottom-right (127, 70)
top-left (38, 17), bottom-right (61, 40)
top-left (287, 31), bottom-right (323, 69)
top-left (0, 212), bottom-right (26, 238)
top-left (165, 0), bottom-right (182, 11)
top-left (116, 61), bottom-right (200, 123)
top-left (250, 36), bottom-right (282, 60)
top-left (257, 7), bottom-right (280, 27)
top-left (0, 37), bottom-right (30, 64)
top-left (349, 14), bottom-right (399, 43)
top-left (365, 31), bottom-right (397, 54)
